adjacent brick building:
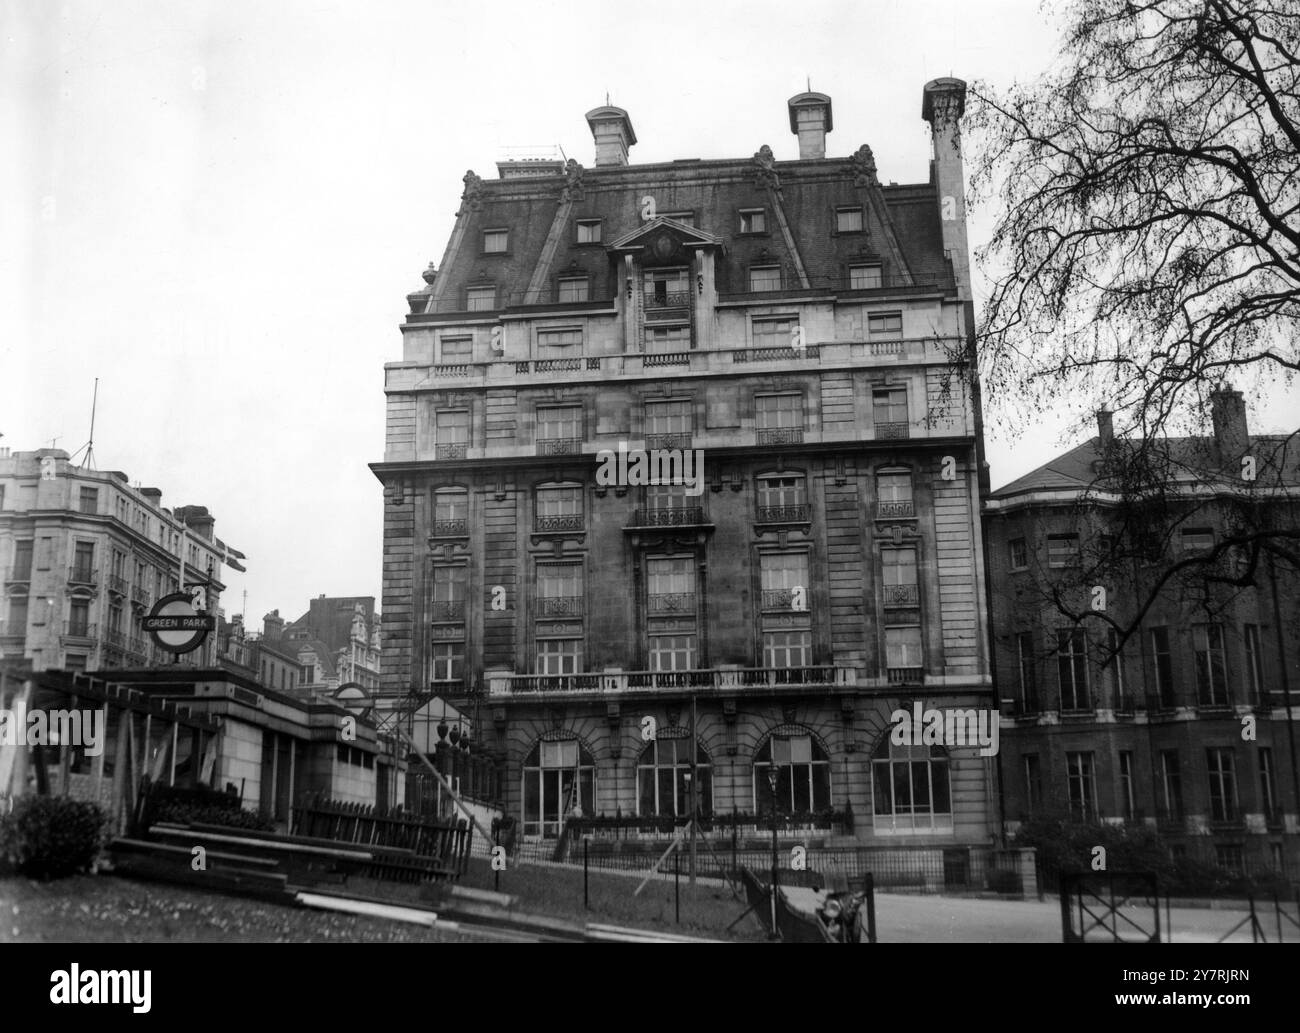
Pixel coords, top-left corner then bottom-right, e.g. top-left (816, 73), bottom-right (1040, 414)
top-left (372, 82), bottom-right (998, 846)
top-left (986, 392), bottom-right (1300, 874)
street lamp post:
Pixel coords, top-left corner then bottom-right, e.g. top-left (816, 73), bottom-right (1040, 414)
top-left (766, 764), bottom-right (780, 941)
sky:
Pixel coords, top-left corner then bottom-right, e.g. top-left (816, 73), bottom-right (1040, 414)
top-left (4, 0), bottom-right (1295, 631)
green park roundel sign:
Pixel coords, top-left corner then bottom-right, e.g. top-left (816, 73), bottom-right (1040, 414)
top-left (141, 591), bottom-right (216, 655)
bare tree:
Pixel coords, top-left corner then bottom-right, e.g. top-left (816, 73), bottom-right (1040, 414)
top-left (970, 0), bottom-right (1300, 642)
top-left (968, 0), bottom-right (1299, 436)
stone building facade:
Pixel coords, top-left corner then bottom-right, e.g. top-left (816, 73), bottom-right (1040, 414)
top-left (372, 82), bottom-right (997, 845)
top-left (0, 447), bottom-right (235, 672)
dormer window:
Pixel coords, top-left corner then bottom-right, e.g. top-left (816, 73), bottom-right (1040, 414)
top-left (836, 207), bottom-right (864, 233)
top-left (557, 276), bottom-right (589, 303)
top-left (749, 265), bottom-right (781, 292)
top-left (739, 208), bottom-right (766, 234)
top-left (483, 229), bottom-right (509, 253)
top-left (850, 262), bottom-right (883, 289)
top-left (576, 219), bottom-right (602, 244)
top-left (466, 285), bottom-right (496, 311)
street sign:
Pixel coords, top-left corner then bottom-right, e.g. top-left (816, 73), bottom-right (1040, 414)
top-left (143, 591), bottom-right (214, 654)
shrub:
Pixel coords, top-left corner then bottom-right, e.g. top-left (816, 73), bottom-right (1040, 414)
top-left (0, 796), bottom-right (107, 879)
top-left (150, 800), bottom-right (275, 831)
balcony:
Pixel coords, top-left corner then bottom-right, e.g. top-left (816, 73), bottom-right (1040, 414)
top-left (877, 500), bottom-right (915, 519)
top-left (429, 600), bottom-right (466, 622)
top-left (534, 357), bottom-right (583, 373)
top-left (131, 583), bottom-right (151, 606)
top-left (733, 345), bottom-right (820, 363)
top-left (0, 620), bottom-right (26, 639)
top-left (875, 422), bottom-right (909, 440)
top-left (643, 291), bottom-right (691, 322)
top-left (435, 442), bottom-right (468, 460)
top-left (107, 573), bottom-right (128, 596)
top-left (537, 596), bottom-right (583, 618)
top-left (756, 427), bottom-right (804, 446)
top-left (885, 667), bottom-right (924, 685)
top-left (756, 504), bottom-right (810, 524)
top-left (68, 565), bottom-right (97, 586)
top-left (627, 507), bottom-right (707, 529)
top-left (648, 592), bottom-right (696, 615)
top-left (882, 583), bottom-right (919, 608)
top-left (760, 588), bottom-right (808, 612)
top-left (5, 566), bottom-right (32, 584)
top-left (430, 518), bottom-right (469, 538)
top-left (534, 513), bottom-right (585, 533)
top-left (536, 437), bottom-right (582, 456)
top-left (487, 664), bottom-right (857, 698)
top-left (645, 433), bottom-right (692, 451)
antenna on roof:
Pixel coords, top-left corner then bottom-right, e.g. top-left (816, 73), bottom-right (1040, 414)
top-left (807, 75), bottom-right (811, 91)
top-left (68, 378), bottom-right (99, 469)
top-left (606, 90), bottom-right (610, 106)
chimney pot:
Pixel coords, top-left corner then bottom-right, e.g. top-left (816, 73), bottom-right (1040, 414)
top-left (585, 105), bottom-right (636, 167)
top-left (787, 92), bottom-right (833, 159)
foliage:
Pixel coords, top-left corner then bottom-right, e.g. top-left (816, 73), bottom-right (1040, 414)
top-left (1012, 814), bottom-right (1294, 896)
top-left (150, 800), bottom-right (276, 832)
top-left (0, 796), bottom-right (107, 880)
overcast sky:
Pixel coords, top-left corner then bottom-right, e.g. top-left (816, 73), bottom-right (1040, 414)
top-left (4, 0), bottom-right (1295, 631)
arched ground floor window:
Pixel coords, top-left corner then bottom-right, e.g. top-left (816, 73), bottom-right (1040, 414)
top-left (522, 738), bottom-right (594, 838)
top-left (872, 737), bottom-right (952, 833)
top-left (636, 738), bottom-right (712, 818)
top-left (752, 732), bottom-right (831, 814)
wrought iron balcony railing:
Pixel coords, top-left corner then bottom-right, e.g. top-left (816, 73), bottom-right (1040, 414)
top-left (647, 592), bottom-right (696, 615)
top-left (875, 422), bottom-right (909, 439)
top-left (536, 437), bottom-right (582, 456)
top-left (760, 588), bottom-right (808, 611)
top-left (107, 573), bottom-right (128, 596)
top-left (435, 442), bottom-right (468, 460)
top-left (756, 504), bottom-right (810, 524)
top-left (538, 596), bottom-right (583, 618)
top-left (756, 427), bottom-right (804, 446)
top-left (429, 599), bottom-right (466, 622)
top-left (430, 518), bottom-right (469, 538)
top-left (131, 583), bottom-right (151, 606)
top-left (877, 500), bottom-right (915, 519)
top-left (645, 291), bottom-right (692, 310)
top-left (68, 565), bottom-right (97, 586)
top-left (534, 513), bottom-right (585, 533)
top-left (62, 621), bottom-right (97, 640)
top-left (628, 507), bottom-right (706, 528)
top-left (645, 432), bottom-right (692, 450)
top-left (882, 583), bottom-right (919, 608)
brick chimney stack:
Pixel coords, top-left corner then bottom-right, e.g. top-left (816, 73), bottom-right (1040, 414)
top-left (1210, 387), bottom-right (1249, 461)
top-left (787, 92), bottom-right (833, 159)
top-left (922, 77), bottom-right (971, 302)
top-left (585, 105), bottom-right (636, 167)
top-left (1097, 409), bottom-right (1114, 447)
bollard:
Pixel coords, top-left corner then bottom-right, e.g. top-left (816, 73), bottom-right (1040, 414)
top-left (675, 850), bottom-right (680, 924)
top-left (584, 837), bottom-right (590, 910)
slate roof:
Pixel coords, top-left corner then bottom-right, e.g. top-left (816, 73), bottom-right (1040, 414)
top-left (991, 433), bottom-right (1300, 500)
top-left (416, 152), bottom-right (955, 315)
